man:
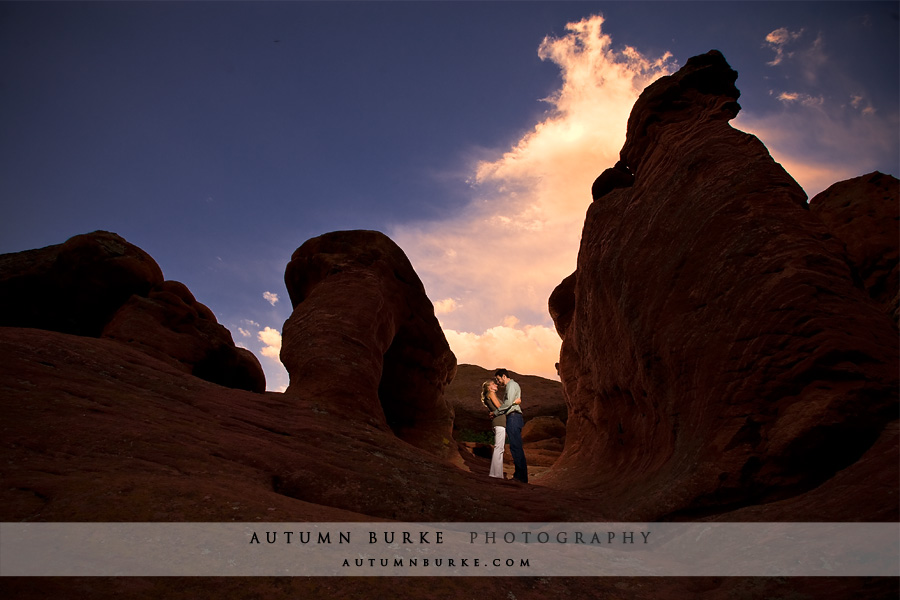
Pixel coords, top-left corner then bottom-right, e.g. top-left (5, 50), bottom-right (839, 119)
top-left (494, 368), bottom-right (528, 484)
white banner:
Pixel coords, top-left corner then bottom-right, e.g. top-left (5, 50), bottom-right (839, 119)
top-left (1, 522), bottom-right (897, 577)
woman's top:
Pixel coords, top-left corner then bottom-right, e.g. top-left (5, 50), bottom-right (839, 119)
top-left (483, 386), bottom-right (506, 428)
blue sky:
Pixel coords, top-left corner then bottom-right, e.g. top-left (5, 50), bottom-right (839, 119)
top-left (2, 2), bottom-right (897, 390)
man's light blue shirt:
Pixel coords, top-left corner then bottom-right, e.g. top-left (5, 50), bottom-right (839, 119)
top-left (496, 379), bottom-right (522, 415)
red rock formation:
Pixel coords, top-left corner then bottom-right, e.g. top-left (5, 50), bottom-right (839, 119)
top-left (521, 416), bottom-right (567, 471)
top-left (103, 280), bottom-right (266, 393)
top-left (0, 327), bottom-right (586, 525)
top-left (522, 415), bottom-right (567, 444)
top-left (810, 171), bottom-right (900, 322)
top-left (0, 225), bottom-right (893, 597)
top-left (0, 230), bottom-right (164, 336)
top-left (548, 272), bottom-right (576, 338)
top-left (0, 231), bottom-right (265, 392)
top-left (280, 230), bottom-right (458, 460)
top-left (548, 50), bottom-right (899, 520)
top-left (0, 283), bottom-right (892, 599)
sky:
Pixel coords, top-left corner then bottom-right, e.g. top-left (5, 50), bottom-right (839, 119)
top-left (1, 1), bottom-right (898, 391)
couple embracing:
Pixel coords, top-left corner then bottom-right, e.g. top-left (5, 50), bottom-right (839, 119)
top-left (480, 368), bottom-right (528, 484)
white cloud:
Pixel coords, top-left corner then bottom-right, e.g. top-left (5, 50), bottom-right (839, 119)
top-left (257, 326), bottom-right (282, 361)
top-left (263, 291), bottom-right (279, 306)
top-left (392, 15), bottom-right (673, 379)
top-left (231, 322), bottom-right (289, 391)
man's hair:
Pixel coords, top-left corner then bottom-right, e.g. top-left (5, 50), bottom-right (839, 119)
top-left (494, 368), bottom-right (509, 378)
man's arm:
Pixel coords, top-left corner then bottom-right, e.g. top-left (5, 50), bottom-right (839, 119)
top-left (494, 382), bottom-right (519, 414)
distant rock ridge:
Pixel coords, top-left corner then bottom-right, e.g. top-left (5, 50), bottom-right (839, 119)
top-left (549, 50), bottom-right (899, 520)
top-left (0, 230), bottom-right (265, 392)
top-left (280, 230), bottom-right (458, 460)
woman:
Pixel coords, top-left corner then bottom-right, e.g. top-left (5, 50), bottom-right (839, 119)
top-left (481, 380), bottom-right (506, 479)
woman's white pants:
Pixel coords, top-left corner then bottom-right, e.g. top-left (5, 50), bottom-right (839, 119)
top-left (489, 426), bottom-right (506, 478)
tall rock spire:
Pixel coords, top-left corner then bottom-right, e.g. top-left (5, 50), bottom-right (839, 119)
top-left (549, 51), bottom-right (898, 521)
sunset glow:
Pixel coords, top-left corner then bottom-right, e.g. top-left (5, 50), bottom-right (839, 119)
top-left (393, 15), bottom-right (674, 379)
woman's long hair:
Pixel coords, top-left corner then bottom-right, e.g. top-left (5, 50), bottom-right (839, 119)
top-left (480, 381), bottom-right (493, 410)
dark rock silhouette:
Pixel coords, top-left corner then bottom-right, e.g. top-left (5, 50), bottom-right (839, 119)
top-left (548, 50), bottom-right (898, 521)
top-left (548, 272), bottom-right (576, 337)
top-left (0, 230), bottom-right (164, 336)
top-left (0, 231), bottom-right (265, 392)
top-left (590, 160), bottom-right (634, 200)
top-left (280, 230), bottom-right (458, 460)
top-left (810, 171), bottom-right (900, 322)
top-left (102, 280), bottom-right (266, 393)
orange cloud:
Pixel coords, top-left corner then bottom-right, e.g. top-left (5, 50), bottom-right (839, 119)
top-left (764, 27), bottom-right (804, 66)
top-left (393, 15), bottom-right (674, 379)
top-left (443, 322), bottom-right (562, 380)
top-left (433, 298), bottom-right (459, 315)
top-left (775, 91), bottom-right (824, 107)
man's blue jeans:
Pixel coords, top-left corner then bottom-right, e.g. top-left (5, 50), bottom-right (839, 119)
top-left (505, 412), bottom-right (528, 483)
